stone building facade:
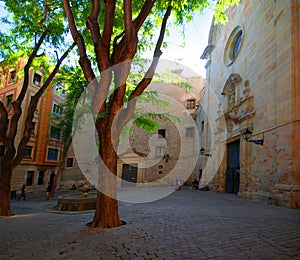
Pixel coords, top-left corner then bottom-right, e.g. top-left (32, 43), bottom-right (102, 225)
top-left (0, 60), bottom-right (65, 194)
top-left (60, 76), bottom-right (205, 189)
top-left (197, 0), bottom-right (300, 209)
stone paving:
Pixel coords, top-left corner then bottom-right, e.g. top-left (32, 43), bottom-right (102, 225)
top-left (0, 188), bottom-right (300, 259)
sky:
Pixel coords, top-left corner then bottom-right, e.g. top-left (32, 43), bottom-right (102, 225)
top-left (0, 3), bottom-right (214, 78)
top-left (162, 8), bottom-right (214, 77)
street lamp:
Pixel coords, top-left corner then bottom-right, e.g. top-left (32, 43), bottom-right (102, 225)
top-left (163, 153), bottom-right (170, 163)
top-left (241, 128), bottom-right (264, 146)
top-left (200, 147), bottom-right (211, 157)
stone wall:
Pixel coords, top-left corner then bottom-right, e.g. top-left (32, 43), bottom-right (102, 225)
top-left (198, 0), bottom-right (300, 208)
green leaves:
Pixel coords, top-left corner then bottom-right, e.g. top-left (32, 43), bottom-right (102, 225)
top-left (213, 0), bottom-right (241, 24)
top-left (133, 111), bottom-right (180, 133)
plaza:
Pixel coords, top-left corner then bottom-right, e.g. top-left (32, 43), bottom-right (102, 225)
top-left (1, 188), bottom-right (299, 259)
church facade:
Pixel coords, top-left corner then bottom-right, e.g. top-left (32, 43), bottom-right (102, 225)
top-left (197, 0), bottom-right (300, 209)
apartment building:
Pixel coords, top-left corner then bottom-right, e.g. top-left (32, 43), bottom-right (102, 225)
top-left (0, 60), bottom-right (65, 194)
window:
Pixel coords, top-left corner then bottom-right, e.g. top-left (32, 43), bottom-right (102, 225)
top-left (47, 148), bottom-right (59, 161)
top-left (66, 157), bottom-right (74, 168)
top-left (201, 121), bottom-right (205, 133)
top-left (232, 30), bottom-right (242, 59)
top-left (157, 164), bottom-right (164, 170)
top-left (6, 94), bottom-right (13, 106)
top-left (37, 171), bottom-right (45, 185)
top-left (33, 73), bottom-right (42, 87)
top-left (24, 146), bottom-right (33, 158)
top-left (9, 70), bottom-right (16, 83)
top-left (0, 145), bottom-right (5, 157)
top-left (30, 122), bottom-right (36, 135)
top-left (224, 25), bottom-right (243, 66)
top-left (186, 127), bottom-right (194, 137)
top-left (52, 104), bottom-right (62, 116)
top-left (156, 147), bottom-right (165, 158)
top-left (50, 126), bottom-right (61, 140)
top-left (158, 129), bottom-right (166, 139)
top-left (54, 84), bottom-right (66, 97)
top-left (187, 99), bottom-right (196, 109)
top-left (26, 171), bottom-right (35, 186)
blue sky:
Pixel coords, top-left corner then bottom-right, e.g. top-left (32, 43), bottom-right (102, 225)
top-left (162, 9), bottom-right (214, 77)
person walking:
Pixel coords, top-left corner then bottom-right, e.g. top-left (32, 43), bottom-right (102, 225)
top-left (17, 184), bottom-right (26, 201)
top-left (46, 182), bottom-right (52, 200)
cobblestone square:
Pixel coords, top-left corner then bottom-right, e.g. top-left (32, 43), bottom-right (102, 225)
top-left (1, 188), bottom-right (299, 259)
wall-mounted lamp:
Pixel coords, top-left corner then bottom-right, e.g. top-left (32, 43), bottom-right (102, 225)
top-left (163, 153), bottom-right (170, 163)
top-left (200, 147), bottom-right (211, 157)
top-left (241, 128), bottom-right (264, 146)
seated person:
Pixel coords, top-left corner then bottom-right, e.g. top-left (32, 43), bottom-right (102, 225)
top-left (191, 179), bottom-right (199, 190)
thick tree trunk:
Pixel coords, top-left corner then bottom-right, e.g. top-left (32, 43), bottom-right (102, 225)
top-left (88, 128), bottom-right (122, 228)
top-left (0, 164), bottom-right (13, 216)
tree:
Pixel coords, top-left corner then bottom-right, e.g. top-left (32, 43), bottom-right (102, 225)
top-left (1, 0), bottom-right (240, 225)
top-left (62, 0), bottom-right (240, 228)
top-left (0, 2), bottom-right (74, 216)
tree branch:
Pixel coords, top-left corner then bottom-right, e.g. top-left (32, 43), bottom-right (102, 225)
top-left (87, 1), bottom-right (117, 116)
top-left (133, 0), bottom-right (156, 32)
top-left (124, 0), bottom-right (133, 39)
top-left (102, 0), bottom-right (116, 49)
top-left (0, 101), bottom-right (8, 140)
top-left (118, 5), bottom-right (172, 129)
top-left (130, 5), bottom-right (171, 98)
top-left (16, 30), bottom-right (48, 104)
top-left (87, 0), bottom-right (102, 73)
top-left (63, 0), bottom-right (96, 94)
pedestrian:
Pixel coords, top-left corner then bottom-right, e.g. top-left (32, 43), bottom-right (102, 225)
top-left (17, 184), bottom-right (26, 201)
top-left (46, 182), bottom-right (52, 200)
top-left (191, 179), bottom-right (199, 190)
top-left (174, 179), bottom-right (181, 191)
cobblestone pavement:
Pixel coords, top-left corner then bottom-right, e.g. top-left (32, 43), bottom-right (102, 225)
top-left (0, 188), bottom-right (300, 259)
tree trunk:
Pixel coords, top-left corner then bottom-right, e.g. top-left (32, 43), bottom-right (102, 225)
top-left (88, 129), bottom-right (122, 228)
top-left (0, 164), bottom-right (13, 216)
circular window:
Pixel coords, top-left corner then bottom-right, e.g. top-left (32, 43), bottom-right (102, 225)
top-left (157, 164), bottom-right (164, 170)
top-left (224, 25), bottom-right (243, 66)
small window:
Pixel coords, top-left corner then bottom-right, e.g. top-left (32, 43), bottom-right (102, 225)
top-left (187, 99), bottom-right (196, 109)
top-left (232, 31), bottom-right (242, 59)
top-left (37, 171), bottom-right (45, 185)
top-left (53, 104), bottom-right (62, 116)
top-left (186, 127), bottom-right (194, 137)
top-left (24, 146), bottom-right (33, 158)
top-left (201, 121), bottom-right (205, 132)
top-left (6, 94), bottom-right (13, 106)
top-left (47, 148), bottom-right (59, 161)
top-left (50, 126), bottom-right (61, 140)
top-left (33, 73), bottom-right (42, 87)
top-left (66, 157), bottom-right (74, 168)
top-left (54, 84), bottom-right (65, 97)
top-left (30, 122), bottom-right (36, 135)
top-left (224, 25), bottom-right (243, 66)
top-left (157, 164), bottom-right (164, 170)
top-left (9, 70), bottom-right (16, 83)
top-left (156, 147), bottom-right (165, 158)
top-left (158, 129), bottom-right (166, 139)
top-left (26, 171), bottom-right (35, 186)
